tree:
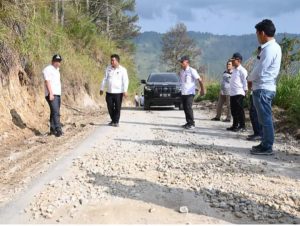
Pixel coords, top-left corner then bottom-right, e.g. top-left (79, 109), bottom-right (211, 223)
top-left (280, 36), bottom-right (300, 75)
top-left (160, 23), bottom-right (201, 72)
top-left (88, 0), bottom-right (140, 48)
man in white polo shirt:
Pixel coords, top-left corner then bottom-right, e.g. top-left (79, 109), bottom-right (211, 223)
top-left (248, 19), bottom-right (282, 156)
top-left (179, 55), bottom-right (205, 130)
top-left (100, 54), bottom-right (129, 127)
top-left (227, 52), bottom-right (248, 132)
top-left (43, 54), bottom-right (63, 137)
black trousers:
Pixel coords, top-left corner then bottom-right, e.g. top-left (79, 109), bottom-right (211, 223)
top-left (181, 95), bottom-right (195, 126)
top-left (106, 92), bottom-right (123, 123)
top-left (230, 95), bottom-right (245, 128)
top-left (45, 95), bottom-right (62, 132)
top-left (249, 94), bottom-right (262, 136)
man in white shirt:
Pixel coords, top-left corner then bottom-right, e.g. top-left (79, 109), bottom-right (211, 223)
top-left (211, 60), bottom-right (233, 122)
top-left (178, 56), bottom-right (205, 130)
top-left (43, 54), bottom-right (63, 137)
top-left (100, 54), bottom-right (129, 127)
top-left (227, 52), bottom-right (248, 132)
top-left (248, 19), bottom-right (282, 155)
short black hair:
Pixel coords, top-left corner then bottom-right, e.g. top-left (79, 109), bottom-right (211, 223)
top-left (111, 54), bottom-right (120, 62)
top-left (255, 19), bottom-right (276, 37)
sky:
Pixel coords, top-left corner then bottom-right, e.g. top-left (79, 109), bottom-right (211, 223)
top-left (136, 0), bottom-right (300, 35)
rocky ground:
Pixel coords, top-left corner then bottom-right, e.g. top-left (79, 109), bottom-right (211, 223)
top-left (0, 103), bottom-right (299, 224)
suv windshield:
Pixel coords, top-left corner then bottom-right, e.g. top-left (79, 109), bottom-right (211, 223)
top-left (148, 73), bottom-right (179, 83)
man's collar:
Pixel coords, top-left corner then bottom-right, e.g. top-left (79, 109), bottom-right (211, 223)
top-left (261, 38), bottom-right (276, 49)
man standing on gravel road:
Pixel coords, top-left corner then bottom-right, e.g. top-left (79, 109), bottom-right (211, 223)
top-left (179, 55), bottom-right (205, 130)
top-left (43, 54), bottom-right (63, 137)
top-left (248, 19), bottom-right (282, 156)
top-left (100, 54), bottom-right (129, 127)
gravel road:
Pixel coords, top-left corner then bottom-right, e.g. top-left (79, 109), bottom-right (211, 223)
top-left (0, 105), bottom-right (299, 224)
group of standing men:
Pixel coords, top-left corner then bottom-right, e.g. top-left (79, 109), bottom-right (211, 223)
top-left (211, 19), bottom-right (282, 156)
top-left (42, 19), bottom-right (281, 156)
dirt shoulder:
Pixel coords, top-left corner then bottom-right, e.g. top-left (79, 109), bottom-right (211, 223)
top-left (0, 106), bottom-right (106, 207)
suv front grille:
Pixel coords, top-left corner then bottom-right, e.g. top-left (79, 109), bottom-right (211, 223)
top-left (153, 85), bottom-right (177, 97)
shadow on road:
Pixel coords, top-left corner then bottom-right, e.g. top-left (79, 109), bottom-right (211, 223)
top-left (87, 173), bottom-right (299, 224)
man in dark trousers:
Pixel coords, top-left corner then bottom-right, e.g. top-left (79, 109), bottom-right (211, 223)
top-left (100, 54), bottom-right (129, 127)
top-left (43, 54), bottom-right (63, 137)
top-left (247, 46), bottom-right (262, 141)
top-left (178, 56), bottom-right (205, 130)
top-left (227, 52), bottom-right (248, 132)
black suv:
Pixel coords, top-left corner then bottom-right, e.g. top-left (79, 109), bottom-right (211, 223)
top-left (141, 72), bottom-right (183, 110)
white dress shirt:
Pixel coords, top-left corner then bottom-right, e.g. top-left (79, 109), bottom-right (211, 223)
top-left (179, 66), bottom-right (201, 95)
top-left (230, 65), bottom-right (248, 96)
top-left (248, 39), bottom-right (282, 92)
top-left (100, 65), bottom-right (129, 94)
top-left (42, 64), bottom-right (61, 96)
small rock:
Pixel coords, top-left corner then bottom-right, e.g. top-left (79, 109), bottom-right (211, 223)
top-left (148, 207), bottom-right (155, 213)
top-left (219, 202), bottom-right (228, 209)
top-left (253, 214), bottom-right (260, 221)
top-left (234, 212), bottom-right (243, 218)
top-left (179, 206), bottom-right (189, 213)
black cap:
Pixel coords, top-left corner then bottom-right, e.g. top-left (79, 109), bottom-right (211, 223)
top-left (178, 55), bottom-right (190, 62)
top-left (52, 54), bottom-right (62, 62)
top-left (231, 52), bottom-right (243, 61)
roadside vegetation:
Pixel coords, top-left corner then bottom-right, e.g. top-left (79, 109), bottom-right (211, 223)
top-left (0, 0), bottom-right (140, 97)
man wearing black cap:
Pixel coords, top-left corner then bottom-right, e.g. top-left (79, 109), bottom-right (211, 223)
top-left (179, 55), bottom-right (205, 129)
top-left (43, 54), bottom-right (63, 137)
top-left (227, 52), bottom-right (248, 132)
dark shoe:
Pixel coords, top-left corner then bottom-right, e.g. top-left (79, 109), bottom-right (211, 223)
top-left (181, 123), bottom-right (189, 128)
top-left (112, 123), bottom-right (119, 127)
top-left (49, 128), bottom-right (56, 136)
top-left (184, 124), bottom-right (195, 130)
top-left (211, 117), bottom-right (220, 121)
top-left (108, 121), bottom-right (114, 126)
top-left (55, 130), bottom-right (63, 137)
top-left (250, 146), bottom-right (274, 155)
top-left (222, 119), bottom-right (231, 122)
top-left (247, 134), bottom-right (261, 141)
top-left (252, 143), bottom-right (263, 151)
top-left (226, 126), bottom-right (239, 132)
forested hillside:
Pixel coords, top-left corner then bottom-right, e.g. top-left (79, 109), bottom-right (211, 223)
top-left (0, 0), bottom-right (139, 137)
top-left (134, 31), bottom-right (300, 79)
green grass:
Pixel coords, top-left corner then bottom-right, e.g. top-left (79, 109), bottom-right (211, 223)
top-left (274, 74), bottom-right (300, 125)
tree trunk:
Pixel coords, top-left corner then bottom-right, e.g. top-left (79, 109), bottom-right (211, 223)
top-left (106, 0), bottom-right (110, 39)
top-left (55, 0), bottom-right (59, 24)
top-left (86, 0), bottom-right (89, 11)
top-left (60, 0), bottom-right (64, 27)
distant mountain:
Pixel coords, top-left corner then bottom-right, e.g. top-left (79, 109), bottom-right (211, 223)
top-left (134, 31), bottom-right (300, 80)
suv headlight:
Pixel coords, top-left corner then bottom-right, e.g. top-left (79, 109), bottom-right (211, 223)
top-left (145, 85), bottom-right (152, 91)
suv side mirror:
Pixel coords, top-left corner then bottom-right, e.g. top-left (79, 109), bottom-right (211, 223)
top-left (141, 79), bottom-right (146, 84)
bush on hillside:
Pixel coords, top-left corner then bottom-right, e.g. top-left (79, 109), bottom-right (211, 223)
top-left (274, 74), bottom-right (300, 125)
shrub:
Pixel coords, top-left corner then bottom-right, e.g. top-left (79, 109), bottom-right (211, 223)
top-left (194, 82), bottom-right (220, 102)
top-left (274, 74), bottom-right (300, 125)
